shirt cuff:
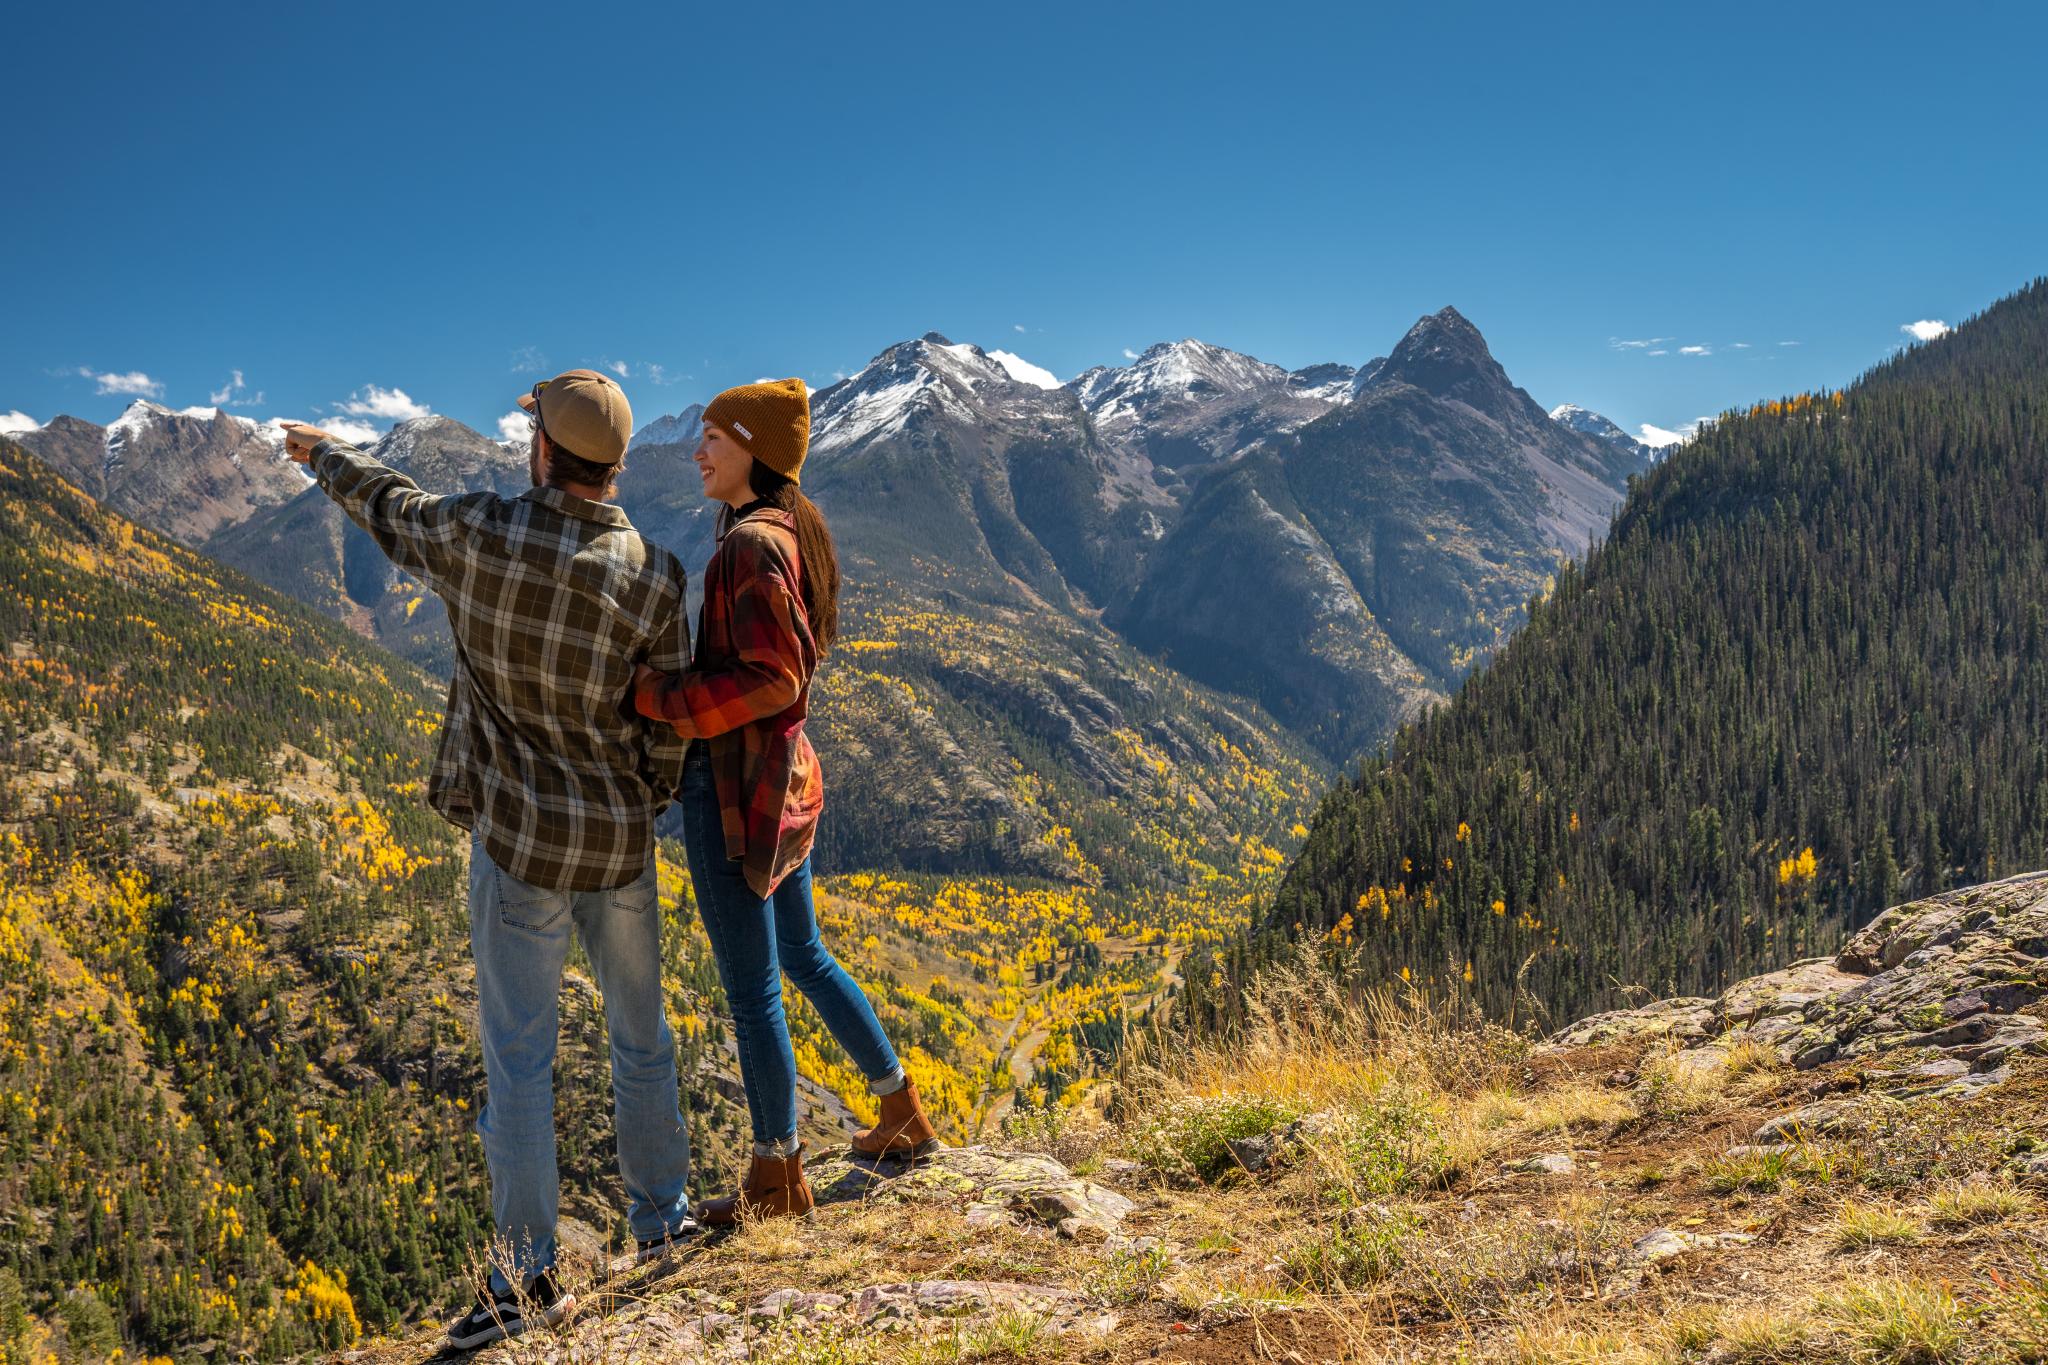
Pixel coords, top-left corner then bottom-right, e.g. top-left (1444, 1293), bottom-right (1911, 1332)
top-left (307, 438), bottom-right (357, 483)
top-left (634, 670), bottom-right (678, 724)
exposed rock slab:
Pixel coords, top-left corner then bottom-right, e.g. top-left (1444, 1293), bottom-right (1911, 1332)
top-left (1545, 873), bottom-right (2048, 1113)
top-left (805, 1144), bottom-right (1136, 1241)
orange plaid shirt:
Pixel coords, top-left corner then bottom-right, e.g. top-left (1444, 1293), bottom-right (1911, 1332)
top-left (634, 505), bottom-right (822, 898)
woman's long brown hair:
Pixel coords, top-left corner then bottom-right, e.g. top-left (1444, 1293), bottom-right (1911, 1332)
top-left (721, 463), bottom-right (840, 651)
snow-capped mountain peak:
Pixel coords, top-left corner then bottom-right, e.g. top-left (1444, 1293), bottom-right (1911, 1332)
top-left (1549, 402), bottom-right (1657, 466)
top-left (1549, 403), bottom-right (1631, 444)
top-left (810, 334), bottom-right (1031, 455)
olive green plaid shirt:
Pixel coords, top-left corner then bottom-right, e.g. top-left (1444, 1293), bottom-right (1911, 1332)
top-left (310, 439), bottom-right (690, 890)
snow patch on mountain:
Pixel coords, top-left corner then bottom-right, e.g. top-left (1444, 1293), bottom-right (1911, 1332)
top-left (987, 350), bottom-right (1061, 389)
top-left (0, 411), bottom-right (41, 435)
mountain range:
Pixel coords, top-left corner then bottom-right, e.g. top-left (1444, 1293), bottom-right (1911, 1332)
top-left (13, 308), bottom-right (1648, 876)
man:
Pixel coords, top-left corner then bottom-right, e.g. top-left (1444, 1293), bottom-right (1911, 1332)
top-left (281, 368), bottom-right (695, 1348)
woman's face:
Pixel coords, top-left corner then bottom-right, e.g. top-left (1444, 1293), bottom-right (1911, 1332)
top-left (695, 423), bottom-right (755, 507)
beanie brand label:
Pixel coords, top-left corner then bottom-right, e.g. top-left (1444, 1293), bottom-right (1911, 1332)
top-left (732, 421), bottom-right (754, 440)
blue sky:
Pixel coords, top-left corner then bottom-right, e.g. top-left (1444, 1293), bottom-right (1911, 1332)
top-left (4, 1), bottom-right (2044, 446)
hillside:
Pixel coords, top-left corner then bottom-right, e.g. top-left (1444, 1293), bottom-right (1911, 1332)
top-left (1234, 277), bottom-right (2048, 1029)
top-left (0, 436), bottom-right (937, 1356)
top-left (336, 873), bottom-right (2048, 1365)
top-left (0, 432), bottom-right (1331, 1356)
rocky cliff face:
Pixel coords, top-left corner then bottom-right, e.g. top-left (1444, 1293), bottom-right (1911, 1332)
top-left (1113, 308), bottom-right (1643, 754)
top-left (13, 401), bottom-right (306, 544)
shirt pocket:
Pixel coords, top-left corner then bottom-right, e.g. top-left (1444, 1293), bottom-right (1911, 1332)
top-left (783, 738), bottom-right (823, 820)
top-left (495, 866), bottom-right (573, 932)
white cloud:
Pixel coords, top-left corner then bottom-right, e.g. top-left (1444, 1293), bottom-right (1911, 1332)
top-left (752, 376), bottom-right (776, 384)
top-left (177, 405), bottom-right (220, 419)
top-left (1778, 340), bottom-right (1800, 347)
top-left (1122, 348), bottom-right (1140, 360)
top-left (207, 368), bottom-right (265, 407)
top-left (1679, 345), bottom-right (1712, 356)
top-left (1610, 336), bottom-right (1674, 351)
top-left (1013, 324), bottom-right (1028, 334)
top-left (1640, 417), bottom-right (1711, 448)
top-left (1647, 349), bottom-right (1668, 356)
top-left (987, 349), bottom-right (1062, 389)
top-left (319, 416), bottom-right (381, 445)
top-left (607, 360), bottom-right (630, 378)
top-left (335, 385), bottom-right (430, 421)
top-left (643, 363), bottom-right (685, 387)
top-left (510, 346), bottom-right (549, 374)
top-left (1730, 342), bottom-right (1752, 349)
top-left (0, 410), bottom-right (41, 434)
top-left (1902, 319), bottom-right (1951, 341)
top-left (497, 411), bottom-right (532, 443)
top-left (78, 367), bottom-right (164, 398)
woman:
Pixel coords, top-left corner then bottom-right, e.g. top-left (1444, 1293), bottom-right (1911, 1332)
top-left (632, 377), bottom-right (937, 1224)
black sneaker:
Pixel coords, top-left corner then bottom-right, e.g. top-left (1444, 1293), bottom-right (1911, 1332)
top-left (634, 1216), bottom-right (703, 1265)
top-left (442, 1268), bottom-right (575, 1350)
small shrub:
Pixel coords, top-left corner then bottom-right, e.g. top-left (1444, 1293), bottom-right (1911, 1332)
top-left (1321, 1086), bottom-right (1453, 1196)
top-left (1085, 1243), bottom-right (1170, 1305)
top-left (998, 1102), bottom-right (1105, 1168)
top-left (1120, 1092), bottom-right (1302, 1182)
top-left (1275, 1206), bottom-right (1416, 1292)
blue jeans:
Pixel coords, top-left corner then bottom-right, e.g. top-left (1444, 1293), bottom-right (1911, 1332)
top-left (679, 745), bottom-right (901, 1150)
top-left (468, 836), bottom-right (693, 1288)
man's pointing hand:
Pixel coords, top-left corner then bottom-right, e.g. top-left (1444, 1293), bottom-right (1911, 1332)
top-left (278, 420), bottom-right (336, 464)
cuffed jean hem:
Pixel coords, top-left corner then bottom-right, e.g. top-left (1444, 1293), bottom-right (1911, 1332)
top-left (868, 1068), bottom-right (909, 1096)
top-left (751, 1134), bottom-right (803, 1159)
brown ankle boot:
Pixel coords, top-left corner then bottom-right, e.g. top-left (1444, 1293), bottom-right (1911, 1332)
top-left (851, 1078), bottom-right (939, 1159)
top-left (698, 1148), bottom-right (814, 1226)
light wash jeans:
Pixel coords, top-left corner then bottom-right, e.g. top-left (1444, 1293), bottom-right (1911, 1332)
top-left (468, 835), bottom-right (693, 1288)
top-left (678, 745), bottom-right (903, 1154)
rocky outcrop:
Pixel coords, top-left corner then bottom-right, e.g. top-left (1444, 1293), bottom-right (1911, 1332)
top-left (1543, 872), bottom-right (2048, 1103)
top-left (805, 1145), bottom-right (1138, 1242)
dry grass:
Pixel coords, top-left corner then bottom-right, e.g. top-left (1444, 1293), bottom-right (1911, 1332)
top-left (360, 963), bottom-right (2048, 1365)
top-left (1926, 1178), bottom-right (2038, 1228)
top-left (1831, 1197), bottom-right (1925, 1250)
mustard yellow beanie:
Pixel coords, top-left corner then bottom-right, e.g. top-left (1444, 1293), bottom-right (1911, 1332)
top-left (703, 378), bottom-right (810, 483)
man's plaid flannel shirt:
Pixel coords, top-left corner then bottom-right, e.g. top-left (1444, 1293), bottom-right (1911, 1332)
top-left (309, 439), bottom-right (690, 891)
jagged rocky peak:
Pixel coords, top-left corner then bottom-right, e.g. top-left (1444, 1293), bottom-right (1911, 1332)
top-left (1372, 306), bottom-right (1514, 403)
top-left (630, 403), bottom-right (706, 452)
top-left (370, 415), bottom-right (527, 494)
top-left (1346, 354), bottom-right (1390, 399)
top-left (1287, 362), bottom-right (1357, 404)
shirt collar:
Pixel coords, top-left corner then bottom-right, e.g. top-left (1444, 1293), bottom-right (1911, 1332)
top-left (522, 484), bottom-right (632, 528)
